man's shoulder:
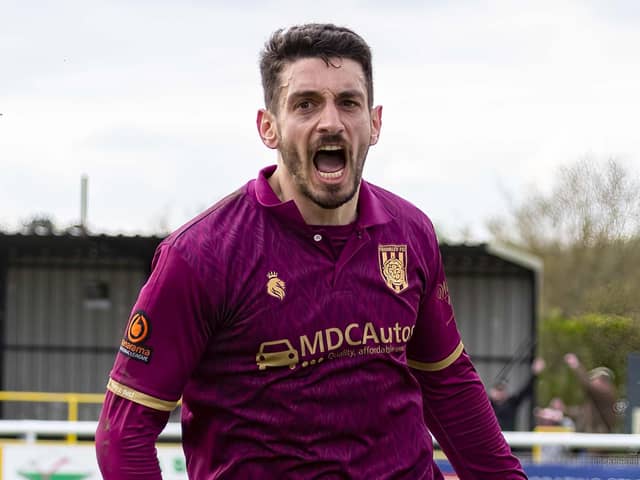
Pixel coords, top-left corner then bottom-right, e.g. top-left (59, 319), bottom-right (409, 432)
top-left (364, 181), bottom-right (435, 230)
top-left (162, 183), bottom-right (256, 251)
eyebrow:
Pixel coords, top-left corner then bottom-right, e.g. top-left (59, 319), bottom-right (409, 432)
top-left (337, 90), bottom-right (366, 103)
top-left (336, 90), bottom-right (366, 101)
top-left (287, 90), bottom-right (323, 103)
top-left (287, 89), bottom-right (366, 105)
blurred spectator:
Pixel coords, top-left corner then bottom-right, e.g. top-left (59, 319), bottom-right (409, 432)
top-left (563, 353), bottom-right (620, 433)
top-left (534, 397), bottom-right (575, 463)
top-left (489, 357), bottom-right (545, 431)
top-left (534, 397), bottom-right (575, 430)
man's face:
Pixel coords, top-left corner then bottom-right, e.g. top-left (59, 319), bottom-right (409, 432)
top-left (265, 57), bottom-right (381, 210)
top-left (490, 384), bottom-right (508, 403)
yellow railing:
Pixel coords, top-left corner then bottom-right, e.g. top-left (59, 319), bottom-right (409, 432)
top-left (0, 390), bottom-right (105, 443)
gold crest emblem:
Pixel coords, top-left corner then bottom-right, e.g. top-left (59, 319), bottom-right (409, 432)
top-left (378, 245), bottom-right (409, 293)
top-left (266, 271), bottom-right (286, 300)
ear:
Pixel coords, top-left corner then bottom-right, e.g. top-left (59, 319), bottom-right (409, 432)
top-left (369, 105), bottom-right (383, 146)
top-left (257, 109), bottom-right (279, 149)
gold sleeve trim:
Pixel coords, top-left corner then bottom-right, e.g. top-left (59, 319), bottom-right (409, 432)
top-left (107, 378), bottom-right (179, 412)
top-left (407, 341), bottom-right (464, 372)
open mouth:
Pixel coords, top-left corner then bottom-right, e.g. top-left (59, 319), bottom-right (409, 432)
top-left (313, 145), bottom-right (347, 179)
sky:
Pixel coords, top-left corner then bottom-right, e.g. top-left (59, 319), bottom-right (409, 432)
top-left (2, 0), bottom-right (640, 241)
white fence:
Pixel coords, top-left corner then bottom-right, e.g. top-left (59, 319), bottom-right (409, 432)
top-left (1, 423), bottom-right (639, 480)
top-left (0, 420), bottom-right (181, 443)
top-left (1, 420), bottom-right (640, 451)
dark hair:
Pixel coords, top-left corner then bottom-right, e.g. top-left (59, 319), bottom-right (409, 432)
top-left (259, 23), bottom-right (374, 112)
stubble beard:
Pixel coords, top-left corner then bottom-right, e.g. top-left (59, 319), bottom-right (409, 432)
top-left (279, 143), bottom-right (367, 210)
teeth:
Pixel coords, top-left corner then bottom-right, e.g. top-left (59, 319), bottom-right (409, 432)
top-left (317, 145), bottom-right (343, 151)
top-left (318, 169), bottom-right (344, 179)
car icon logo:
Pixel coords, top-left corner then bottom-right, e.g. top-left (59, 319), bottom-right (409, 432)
top-left (256, 339), bottom-right (299, 370)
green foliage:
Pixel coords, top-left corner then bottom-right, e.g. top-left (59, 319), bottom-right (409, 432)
top-left (488, 157), bottom-right (640, 428)
top-left (536, 313), bottom-right (640, 407)
top-left (536, 238), bottom-right (640, 319)
top-left (488, 157), bottom-right (640, 319)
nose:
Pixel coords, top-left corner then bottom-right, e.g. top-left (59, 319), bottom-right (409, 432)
top-left (317, 102), bottom-right (344, 135)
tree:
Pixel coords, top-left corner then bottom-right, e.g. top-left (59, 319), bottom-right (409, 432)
top-left (21, 214), bottom-right (57, 235)
top-left (488, 157), bottom-right (640, 318)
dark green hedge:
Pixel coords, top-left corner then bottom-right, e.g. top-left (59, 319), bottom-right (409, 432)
top-left (536, 313), bottom-right (640, 407)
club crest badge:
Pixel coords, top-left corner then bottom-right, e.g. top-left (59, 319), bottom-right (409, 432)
top-left (378, 244), bottom-right (409, 293)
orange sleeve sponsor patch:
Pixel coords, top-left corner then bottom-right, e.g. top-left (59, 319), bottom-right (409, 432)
top-left (126, 311), bottom-right (151, 344)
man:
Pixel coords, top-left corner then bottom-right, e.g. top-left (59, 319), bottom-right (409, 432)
top-left (96, 23), bottom-right (526, 479)
top-left (489, 357), bottom-right (545, 431)
top-left (564, 352), bottom-right (620, 433)
top-left (534, 397), bottom-right (575, 463)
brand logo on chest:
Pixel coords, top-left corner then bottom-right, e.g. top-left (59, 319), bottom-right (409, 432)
top-left (266, 271), bottom-right (286, 300)
top-left (378, 244), bottom-right (409, 293)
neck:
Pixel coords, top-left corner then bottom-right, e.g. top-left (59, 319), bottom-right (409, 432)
top-left (268, 167), bottom-right (359, 226)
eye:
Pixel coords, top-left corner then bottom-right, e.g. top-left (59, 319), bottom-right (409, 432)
top-left (295, 100), bottom-right (313, 111)
top-left (340, 99), bottom-right (360, 109)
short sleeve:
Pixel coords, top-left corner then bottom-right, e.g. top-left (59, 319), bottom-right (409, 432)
top-left (108, 244), bottom-right (214, 409)
top-left (406, 228), bottom-right (462, 371)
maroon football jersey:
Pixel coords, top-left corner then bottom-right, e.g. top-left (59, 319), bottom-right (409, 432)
top-left (105, 166), bottom-right (516, 479)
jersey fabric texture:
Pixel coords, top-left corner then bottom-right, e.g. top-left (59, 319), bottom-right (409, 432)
top-left (99, 166), bottom-right (525, 479)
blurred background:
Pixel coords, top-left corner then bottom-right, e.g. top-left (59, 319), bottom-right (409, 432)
top-left (1, 1), bottom-right (640, 476)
